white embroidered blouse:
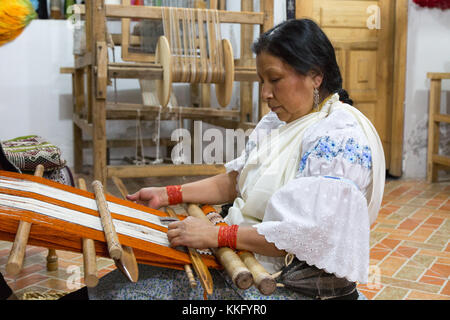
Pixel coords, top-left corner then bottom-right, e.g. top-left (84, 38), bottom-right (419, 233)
top-left (224, 96), bottom-right (381, 284)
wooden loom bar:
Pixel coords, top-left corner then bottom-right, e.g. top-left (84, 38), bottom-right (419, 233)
top-left (0, 171), bottom-right (280, 294)
top-left (0, 170), bottom-right (219, 270)
top-left (73, 4), bottom-right (264, 25)
top-left (78, 178), bottom-right (99, 288)
top-left (200, 204), bottom-right (276, 295)
top-left (107, 64), bottom-right (258, 82)
top-left (166, 207), bottom-right (213, 294)
top-left (5, 165), bottom-right (44, 276)
top-left (106, 103), bottom-right (239, 119)
top-left (186, 204), bottom-right (253, 290)
top-left (107, 164), bottom-right (226, 179)
top-left (92, 180), bottom-right (123, 260)
top-left (109, 176), bottom-right (140, 283)
top-left (91, 0), bottom-right (108, 186)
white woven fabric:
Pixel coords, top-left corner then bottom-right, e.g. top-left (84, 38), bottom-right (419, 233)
top-left (224, 94), bottom-right (385, 284)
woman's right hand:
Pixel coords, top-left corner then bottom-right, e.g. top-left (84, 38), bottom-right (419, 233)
top-left (126, 187), bottom-right (168, 209)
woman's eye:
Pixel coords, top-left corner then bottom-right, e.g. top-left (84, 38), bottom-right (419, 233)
top-left (270, 78), bottom-right (280, 83)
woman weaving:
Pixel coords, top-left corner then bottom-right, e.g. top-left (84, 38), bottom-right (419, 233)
top-left (81, 19), bottom-right (385, 300)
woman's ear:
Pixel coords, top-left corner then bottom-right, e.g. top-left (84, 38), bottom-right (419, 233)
top-left (312, 72), bottom-right (323, 89)
top-left (309, 71), bottom-right (324, 89)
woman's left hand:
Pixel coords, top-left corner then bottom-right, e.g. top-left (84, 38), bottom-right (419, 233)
top-left (167, 216), bottom-right (219, 249)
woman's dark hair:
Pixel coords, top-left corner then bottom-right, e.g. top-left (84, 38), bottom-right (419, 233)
top-left (252, 19), bottom-right (353, 106)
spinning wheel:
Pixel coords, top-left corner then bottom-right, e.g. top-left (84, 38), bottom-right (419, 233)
top-left (156, 7), bottom-right (235, 108)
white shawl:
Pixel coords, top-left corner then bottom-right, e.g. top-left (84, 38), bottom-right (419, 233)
top-left (224, 93), bottom-right (385, 282)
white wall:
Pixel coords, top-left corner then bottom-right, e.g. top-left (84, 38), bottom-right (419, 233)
top-left (0, 20), bottom-right (74, 165)
top-left (402, 2), bottom-right (450, 178)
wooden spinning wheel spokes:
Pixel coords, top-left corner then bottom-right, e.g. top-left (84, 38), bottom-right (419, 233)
top-left (156, 7), bottom-right (235, 108)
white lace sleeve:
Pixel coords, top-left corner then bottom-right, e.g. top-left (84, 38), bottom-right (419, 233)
top-left (255, 109), bottom-right (374, 284)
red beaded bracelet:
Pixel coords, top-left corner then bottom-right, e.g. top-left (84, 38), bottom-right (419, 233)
top-left (166, 185), bottom-right (183, 205)
top-left (218, 225), bottom-right (239, 250)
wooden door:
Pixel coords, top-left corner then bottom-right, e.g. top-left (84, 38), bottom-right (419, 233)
top-left (296, 0), bottom-right (397, 172)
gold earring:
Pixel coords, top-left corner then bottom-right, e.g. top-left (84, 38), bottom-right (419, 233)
top-left (313, 88), bottom-right (320, 110)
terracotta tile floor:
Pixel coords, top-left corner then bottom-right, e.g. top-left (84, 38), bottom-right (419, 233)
top-left (0, 176), bottom-right (448, 300)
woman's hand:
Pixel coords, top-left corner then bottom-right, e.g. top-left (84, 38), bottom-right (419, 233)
top-left (126, 187), bottom-right (168, 209)
top-left (167, 217), bottom-right (219, 249)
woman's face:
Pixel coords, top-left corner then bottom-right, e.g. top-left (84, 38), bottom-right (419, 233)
top-left (256, 51), bottom-right (322, 123)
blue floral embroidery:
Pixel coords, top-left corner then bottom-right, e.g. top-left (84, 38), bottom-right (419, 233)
top-left (299, 136), bottom-right (372, 172)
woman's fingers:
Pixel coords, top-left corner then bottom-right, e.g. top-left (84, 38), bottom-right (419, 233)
top-left (166, 217), bottom-right (216, 249)
top-left (168, 220), bottom-right (182, 230)
top-left (126, 192), bottom-right (138, 201)
top-left (167, 227), bottom-right (182, 242)
top-left (125, 187), bottom-right (167, 209)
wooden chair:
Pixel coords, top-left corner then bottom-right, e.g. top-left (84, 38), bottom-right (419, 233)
top-left (426, 73), bottom-right (450, 182)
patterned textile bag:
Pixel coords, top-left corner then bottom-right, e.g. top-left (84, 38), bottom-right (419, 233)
top-left (1, 136), bottom-right (74, 187)
top-left (277, 255), bottom-right (357, 300)
top-left (1, 135), bottom-right (66, 172)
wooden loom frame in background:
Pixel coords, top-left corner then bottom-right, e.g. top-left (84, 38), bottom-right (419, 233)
top-left (61, 0), bottom-right (274, 187)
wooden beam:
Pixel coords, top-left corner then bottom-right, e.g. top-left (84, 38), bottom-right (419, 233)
top-left (82, 138), bottom-right (177, 149)
top-left (434, 114), bottom-right (450, 124)
top-left (107, 164), bottom-right (226, 178)
top-left (60, 67), bottom-right (75, 74)
top-left (92, 0), bottom-right (108, 186)
top-left (105, 103), bottom-right (240, 120)
top-left (427, 72), bottom-right (450, 80)
top-left (432, 154), bottom-right (450, 168)
top-left (75, 52), bottom-right (92, 69)
top-left (427, 79), bottom-right (442, 183)
top-left (240, 0), bottom-right (255, 124)
top-left (74, 5), bottom-right (264, 25)
top-left (107, 63), bottom-right (258, 82)
top-left (389, 0), bottom-right (409, 177)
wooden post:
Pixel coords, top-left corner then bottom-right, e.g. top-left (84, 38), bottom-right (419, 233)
top-left (240, 0), bottom-right (254, 125)
top-left (389, 0), bottom-right (408, 177)
top-left (6, 165), bottom-right (45, 276)
top-left (46, 249), bottom-right (58, 272)
top-left (427, 79), bottom-right (441, 183)
top-left (85, 0), bottom-right (93, 124)
top-left (260, 0), bottom-right (274, 33)
top-left (258, 0), bottom-right (273, 120)
top-left (91, 0), bottom-right (108, 187)
top-left (73, 67), bottom-right (85, 173)
top-left (78, 178), bottom-right (99, 288)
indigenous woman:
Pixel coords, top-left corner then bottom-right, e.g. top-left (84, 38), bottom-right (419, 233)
top-left (83, 19), bottom-right (385, 300)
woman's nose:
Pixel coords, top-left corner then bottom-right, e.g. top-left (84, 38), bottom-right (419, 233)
top-left (260, 83), bottom-right (273, 101)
